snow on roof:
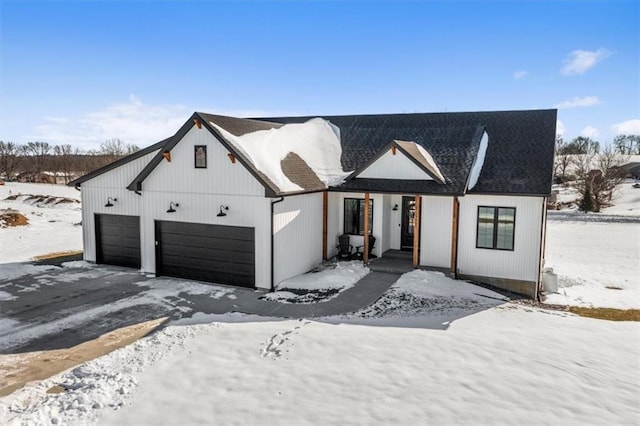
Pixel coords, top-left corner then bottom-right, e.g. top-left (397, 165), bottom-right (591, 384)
top-left (468, 131), bottom-right (488, 191)
top-left (414, 144), bottom-right (445, 183)
top-left (210, 118), bottom-right (349, 193)
top-left (394, 140), bottom-right (445, 183)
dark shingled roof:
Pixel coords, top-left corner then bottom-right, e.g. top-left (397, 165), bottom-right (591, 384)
top-left (199, 113), bottom-right (282, 136)
top-left (261, 109), bottom-right (557, 196)
top-left (343, 126), bottom-right (482, 193)
top-left (281, 152), bottom-right (325, 191)
top-left (73, 109), bottom-right (556, 198)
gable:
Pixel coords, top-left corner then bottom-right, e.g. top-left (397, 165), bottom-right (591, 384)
top-left (357, 148), bottom-right (435, 180)
top-left (142, 125), bottom-right (266, 196)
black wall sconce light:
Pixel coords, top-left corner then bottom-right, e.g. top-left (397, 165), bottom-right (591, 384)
top-left (217, 205), bottom-right (229, 217)
top-left (167, 202), bottom-right (179, 213)
top-left (105, 197), bottom-right (117, 207)
top-left (392, 204), bottom-right (399, 211)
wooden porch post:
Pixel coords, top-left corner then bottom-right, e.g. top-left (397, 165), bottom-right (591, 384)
top-left (363, 192), bottom-right (370, 265)
top-left (450, 196), bottom-right (459, 276)
top-left (412, 195), bottom-right (421, 268)
top-left (322, 191), bottom-right (328, 260)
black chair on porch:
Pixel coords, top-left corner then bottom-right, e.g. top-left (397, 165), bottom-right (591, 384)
top-left (355, 234), bottom-right (377, 260)
top-left (336, 234), bottom-right (354, 260)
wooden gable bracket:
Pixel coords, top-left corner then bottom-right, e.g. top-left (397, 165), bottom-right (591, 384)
top-left (194, 118), bottom-right (202, 129)
top-left (391, 145), bottom-right (397, 155)
top-left (162, 151), bottom-right (171, 162)
top-left (227, 153), bottom-right (236, 164)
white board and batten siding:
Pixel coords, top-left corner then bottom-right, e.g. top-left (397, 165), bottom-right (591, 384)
top-left (80, 125), bottom-right (275, 289)
top-left (326, 192), bottom-right (342, 258)
top-left (358, 150), bottom-right (433, 180)
top-left (141, 126), bottom-right (272, 289)
top-left (80, 150), bottom-right (159, 262)
top-left (457, 194), bottom-right (544, 285)
top-left (420, 196), bottom-right (453, 269)
top-left (273, 192), bottom-right (324, 285)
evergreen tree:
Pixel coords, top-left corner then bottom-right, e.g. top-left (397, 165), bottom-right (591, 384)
top-left (580, 186), bottom-right (594, 212)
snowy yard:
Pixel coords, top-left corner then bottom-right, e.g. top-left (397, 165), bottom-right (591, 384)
top-left (545, 220), bottom-right (640, 308)
top-left (0, 182), bottom-right (639, 424)
top-left (0, 182), bottom-right (82, 263)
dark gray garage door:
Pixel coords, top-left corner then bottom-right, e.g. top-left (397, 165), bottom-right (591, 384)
top-left (155, 221), bottom-right (255, 288)
top-left (95, 214), bottom-right (141, 268)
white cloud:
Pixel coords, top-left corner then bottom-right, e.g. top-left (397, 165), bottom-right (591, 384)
top-left (553, 96), bottom-right (600, 109)
top-left (611, 119), bottom-right (640, 135)
top-left (31, 97), bottom-right (190, 150)
top-left (556, 120), bottom-right (566, 137)
top-left (29, 97), bottom-right (283, 150)
top-left (513, 70), bottom-right (528, 80)
top-left (581, 126), bottom-right (599, 138)
top-left (561, 48), bottom-right (611, 75)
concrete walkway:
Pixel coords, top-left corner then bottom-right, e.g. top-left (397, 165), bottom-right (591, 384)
top-left (235, 271), bottom-right (400, 318)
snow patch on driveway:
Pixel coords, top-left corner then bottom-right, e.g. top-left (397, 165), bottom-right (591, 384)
top-left (264, 261), bottom-right (369, 304)
top-left (0, 264), bottom-right (59, 283)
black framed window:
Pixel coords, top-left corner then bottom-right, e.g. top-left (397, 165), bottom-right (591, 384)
top-left (476, 206), bottom-right (515, 250)
top-left (194, 145), bottom-right (207, 168)
top-left (344, 198), bottom-right (373, 235)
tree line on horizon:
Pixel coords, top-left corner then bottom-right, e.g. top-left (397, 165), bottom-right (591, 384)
top-left (0, 139), bottom-right (140, 184)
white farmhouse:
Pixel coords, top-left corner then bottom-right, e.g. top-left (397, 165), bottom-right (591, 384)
top-left (70, 109), bottom-right (557, 298)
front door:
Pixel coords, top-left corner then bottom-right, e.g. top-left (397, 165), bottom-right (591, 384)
top-left (401, 196), bottom-right (416, 251)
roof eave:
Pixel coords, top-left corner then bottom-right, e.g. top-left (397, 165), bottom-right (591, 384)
top-left (68, 138), bottom-right (168, 187)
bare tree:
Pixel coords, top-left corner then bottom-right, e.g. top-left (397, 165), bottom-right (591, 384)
top-left (613, 134), bottom-right (640, 155)
top-left (54, 144), bottom-right (81, 183)
top-left (100, 139), bottom-right (140, 160)
top-left (574, 146), bottom-right (625, 212)
top-left (553, 136), bottom-right (574, 183)
top-left (23, 141), bottom-right (51, 178)
top-left (0, 141), bottom-right (24, 180)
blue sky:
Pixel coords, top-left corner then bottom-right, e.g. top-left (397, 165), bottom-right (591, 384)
top-left (1, 0), bottom-right (638, 150)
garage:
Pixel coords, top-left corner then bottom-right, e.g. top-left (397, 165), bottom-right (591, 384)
top-left (95, 214), bottom-right (141, 268)
top-left (155, 221), bottom-right (255, 288)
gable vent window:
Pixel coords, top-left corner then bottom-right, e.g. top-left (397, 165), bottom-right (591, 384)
top-left (476, 206), bottom-right (515, 251)
top-left (344, 198), bottom-right (373, 235)
top-left (194, 145), bottom-right (207, 168)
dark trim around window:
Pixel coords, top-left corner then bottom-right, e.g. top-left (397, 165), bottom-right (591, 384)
top-left (194, 145), bottom-right (207, 168)
top-left (476, 206), bottom-right (516, 251)
top-left (343, 198), bottom-right (373, 235)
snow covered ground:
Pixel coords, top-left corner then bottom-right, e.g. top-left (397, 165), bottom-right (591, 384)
top-left (602, 179), bottom-right (640, 216)
top-left (0, 182), bottom-right (639, 424)
top-left (552, 178), bottom-right (640, 216)
top-left (1, 276), bottom-right (637, 425)
top-left (0, 182), bottom-right (82, 263)
top-left (545, 221), bottom-right (640, 308)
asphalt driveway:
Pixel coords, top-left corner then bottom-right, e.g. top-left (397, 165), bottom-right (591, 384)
top-left (0, 260), bottom-right (399, 355)
top-left (0, 262), bottom-right (260, 354)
